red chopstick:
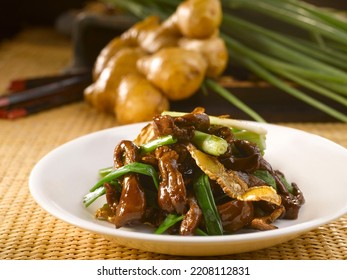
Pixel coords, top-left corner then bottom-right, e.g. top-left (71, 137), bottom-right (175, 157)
top-left (0, 71), bottom-right (92, 119)
top-left (0, 73), bottom-right (91, 109)
top-left (0, 90), bottom-right (82, 119)
top-left (7, 72), bottom-right (89, 92)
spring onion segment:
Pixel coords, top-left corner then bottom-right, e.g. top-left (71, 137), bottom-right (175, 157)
top-left (193, 173), bottom-right (224, 235)
top-left (90, 162), bottom-right (159, 192)
top-left (155, 214), bottom-right (184, 234)
top-left (192, 130), bottom-right (228, 157)
top-left (140, 135), bottom-right (177, 154)
top-left (83, 185), bottom-right (106, 207)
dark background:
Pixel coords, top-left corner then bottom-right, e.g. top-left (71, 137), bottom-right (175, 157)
top-left (0, 0), bottom-right (87, 40)
top-left (0, 1), bottom-right (346, 41)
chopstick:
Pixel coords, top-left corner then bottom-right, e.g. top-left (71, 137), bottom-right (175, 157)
top-left (7, 72), bottom-right (89, 92)
top-left (0, 89), bottom-right (83, 119)
top-left (0, 71), bottom-right (92, 119)
top-left (0, 73), bottom-right (91, 109)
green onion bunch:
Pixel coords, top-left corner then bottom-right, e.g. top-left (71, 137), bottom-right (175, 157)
top-left (103, 0), bottom-right (347, 122)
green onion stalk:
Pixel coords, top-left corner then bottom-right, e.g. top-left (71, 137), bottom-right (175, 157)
top-left (193, 173), bottom-right (223, 235)
top-left (102, 0), bottom-right (347, 122)
top-left (83, 162), bottom-right (159, 207)
top-left (154, 173), bottom-right (224, 235)
top-left (155, 214), bottom-right (184, 234)
top-left (192, 130), bottom-right (228, 157)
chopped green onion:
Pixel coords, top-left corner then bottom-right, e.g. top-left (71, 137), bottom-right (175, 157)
top-left (155, 214), bottom-right (184, 234)
top-left (83, 185), bottom-right (106, 207)
top-left (193, 174), bottom-right (223, 235)
top-left (90, 162), bottom-right (159, 192)
top-left (192, 130), bottom-right (228, 157)
top-left (195, 228), bottom-right (208, 236)
top-left (140, 135), bottom-right (177, 154)
top-left (98, 166), bottom-right (113, 178)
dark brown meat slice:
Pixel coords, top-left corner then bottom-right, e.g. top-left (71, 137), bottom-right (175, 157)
top-left (180, 196), bottom-right (202, 235)
top-left (104, 182), bottom-right (119, 213)
top-left (112, 140), bottom-right (146, 228)
top-left (220, 139), bottom-right (262, 172)
top-left (114, 174), bottom-right (146, 228)
top-left (155, 146), bottom-right (187, 214)
top-left (217, 200), bottom-right (254, 232)
top-left (153, 107), bottom-right (210, 141)
top-left (249, 205), bottom-right (285, 231)
top-left (114, 140), bottom-right (138, 168)
top-left (153, 114), bottom-right (194, 141)
top-left (174, 110), bottom-right (210, 132)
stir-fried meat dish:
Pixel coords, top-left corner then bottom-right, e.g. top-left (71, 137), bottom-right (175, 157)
top-left (84, 108), bottom-right (305, 235)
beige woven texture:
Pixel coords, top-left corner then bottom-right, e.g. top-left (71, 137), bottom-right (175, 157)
top-left (0, 28), bottom-right (346, 260)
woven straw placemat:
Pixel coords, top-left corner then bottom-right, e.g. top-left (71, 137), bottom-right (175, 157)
top-left (0, 28), bottom-right (346, 260)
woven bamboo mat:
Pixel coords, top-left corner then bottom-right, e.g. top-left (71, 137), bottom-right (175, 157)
top-left (0, 28), bottom-right (347, 260)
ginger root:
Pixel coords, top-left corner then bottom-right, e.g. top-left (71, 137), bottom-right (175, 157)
top-left (115, 74), bottom-right (169, 124)
top-left (137, 47), bottom-right (207, 101)
top-left (178, 35), bottom-right (228, 78)
top-left (85, 47), bottom-right (145, 113)
top-left (175, 0), bottom-right (222, 39)
top-left (84, 0), bottom-right (227, 124)
top-left (92, 37), bottom-right (135, 80)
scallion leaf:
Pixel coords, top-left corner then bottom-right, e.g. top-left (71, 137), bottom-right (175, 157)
top-left (155, 214), bottom-right (184, 234)
top-left (193, 173), bottom-right (223, 236)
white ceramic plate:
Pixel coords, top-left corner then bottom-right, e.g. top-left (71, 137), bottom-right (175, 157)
top-left (29, 122), bottom-right (347, 256)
